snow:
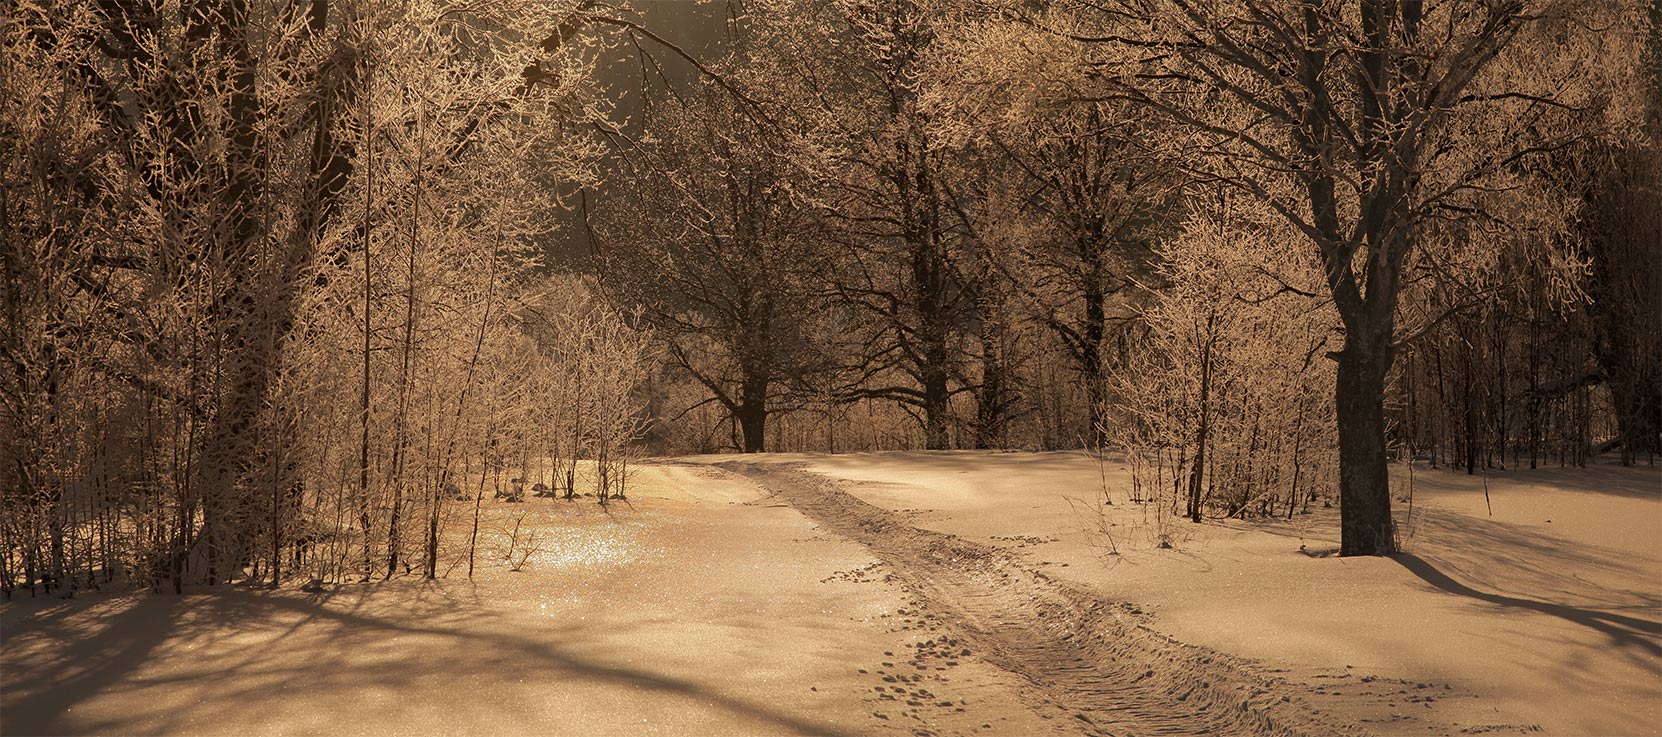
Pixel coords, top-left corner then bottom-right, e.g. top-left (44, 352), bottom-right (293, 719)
top-left (722, 451), bottom-right (1662, 736)
top-left (1, 463), bottom-right (1057, 737)
top-left (4, 452), bottom-right (1657, 736)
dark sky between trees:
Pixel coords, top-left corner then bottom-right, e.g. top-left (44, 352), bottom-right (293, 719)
top-left (550, 0), bottom-right (730, 264)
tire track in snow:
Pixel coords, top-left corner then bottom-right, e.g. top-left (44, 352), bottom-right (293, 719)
top-left (722, 462), bottom-right (1365, 737)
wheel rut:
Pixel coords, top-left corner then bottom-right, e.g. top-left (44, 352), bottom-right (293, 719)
top-left (722, 462), bottom-right (1365, 737)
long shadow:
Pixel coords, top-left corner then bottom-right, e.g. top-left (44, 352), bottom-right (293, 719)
top-left (2, 588), bottom-right (853, 737)
top-left (1409, 460), bottom-right (1662, 501)
top-left (1, 595), bottom-right (182, 735)
top-left (1509, 461), bottom-right (1662, 501)
top-left (1408, 506), bottom-right (1661, 610)
top-left (1393, 553), bottom-right (1662, 658)
top-left (238, 592), bottom-right (853, 736)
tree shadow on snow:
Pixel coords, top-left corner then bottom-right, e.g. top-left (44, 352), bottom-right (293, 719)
top-left (1405, 506), bottom-right (1661, 611)
top-left (0, 594), bottom-right (183, 736)
top-left (1409, 460), bottom-right (1662, 502)
top-left (0, 585), bottom-right (853, 737)
top-left (1392, 552), bottom-right (1662, 659)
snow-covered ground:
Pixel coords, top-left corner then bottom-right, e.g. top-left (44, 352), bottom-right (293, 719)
top-left (3, 452), bottom-right (1657, 736)
top-left (716, 451), bottom-right (1662, 736)
top-left (0, 463), bottom-right (1058, 737)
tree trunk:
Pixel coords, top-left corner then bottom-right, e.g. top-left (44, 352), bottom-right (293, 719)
top-left (1082, 274), bottom-right (1108, 447)
top-left (918, 245), bottom-right (952, 451)
top-left (1335, 338), bottom-right (1396, 556)
top-left (922, 367), bottom-right (950, 450)
top-left (357, 48), bottom-right (376, 583)
top-left (1463, 343), bottom-right (1477, 475)
top-left (915, 256), bottom-right (952, 451)
top-left (974, 286), bottom-right (1008, 450)
top-left (737, 375), bottom-right (768, 453)
top-left (1186, 338), bottom-right (1212, 523)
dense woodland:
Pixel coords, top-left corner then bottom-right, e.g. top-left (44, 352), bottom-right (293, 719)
top-left (2, 0), bottom-right (1658, 595)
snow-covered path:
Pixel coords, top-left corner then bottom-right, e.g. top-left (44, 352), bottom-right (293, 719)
top-left (0, 462), bottom-right (1061, 737)
top-left (722, 461), bottom-right (1355, 737)
top-left (711, 452), bottom-right (1661, 736)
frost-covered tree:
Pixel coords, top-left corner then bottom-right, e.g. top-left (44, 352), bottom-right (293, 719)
top-left (1046, 0), bottom-right (1648, 554)
top-left (517, 281), bottom-right (654, 503)
top-left (1109, 199), bottom-right (1338, 524)
top-left (922, 10), bottom-right (1183, 445)
top-left (0, 0), bottom-right (630, 593)
top-left (745, 0), bottom-right (975, 450)
top-left (596, 80), bottom-right (823, 453)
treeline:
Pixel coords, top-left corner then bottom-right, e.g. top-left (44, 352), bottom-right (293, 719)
top-left (595, 0), bottom-right (1659, 554)
top-left (0, 1), bottom-right (661, 596)
top-left (1393, 141), bottom-right (1662, 473)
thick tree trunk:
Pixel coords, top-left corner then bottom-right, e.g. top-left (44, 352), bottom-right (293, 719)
top-left (1335, 337), bottom-right (1396, 556)
top-left (915, 248), bottom-right (952, 451)
top-left (737, 375), bottom-right (768, 453)
top-left (917, 266), bottom-right (952, 451)
top-left (198, 0), bottom-right (268, 584)
top-left (1084, 377), bottom-right (1108, 448)
top-left (973, 352), bottom-right (1006, 450)
top-left (905, 150), bottom-right (953, 451)
top-left (922, 365), bottom-right (950, 450)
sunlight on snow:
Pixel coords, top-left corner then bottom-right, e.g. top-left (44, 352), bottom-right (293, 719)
top-left (521, 520), bottom-right (657, 572)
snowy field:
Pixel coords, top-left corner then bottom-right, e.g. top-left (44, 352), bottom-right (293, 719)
top-left (3, 452), bottom-right (1658, 736)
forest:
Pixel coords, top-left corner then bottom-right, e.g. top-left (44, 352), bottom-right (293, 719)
top-left (1, 1), bottom-right (1659, 734)
top-left (5, 0), bottom-right (1656, 593)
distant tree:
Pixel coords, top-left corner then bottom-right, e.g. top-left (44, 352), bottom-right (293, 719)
top-left (923, 16), bottom-right (1184, 445)
top-left (747, 0), bottom-right (974, 450)
top-left (1575, 12), bottom-right (1662, 465)
top-left (597, 82), bottom-right (823, 453)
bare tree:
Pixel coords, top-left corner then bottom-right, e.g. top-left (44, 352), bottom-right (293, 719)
top-left (597, 81), bottom-right (823, 452)
top-left (923, 17), bottom-right (1182, 445)
top-left (1050, 0), bottom-right (1645, 554)
top-left (746, 0), bottom-right (975, 449)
